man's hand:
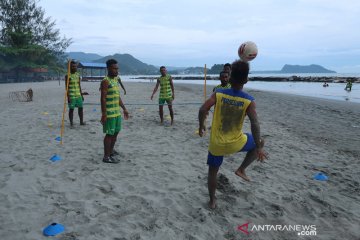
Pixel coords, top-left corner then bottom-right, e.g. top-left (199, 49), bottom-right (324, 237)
top-left (198, 125), bottom-right (206, 137)
top-left (172, 93), bottom-right (175, 100)
top-left (150, 94), bottom-right (154, 100)
top-left (256, 148), bottom-right (268, 162)
top-left (124, 90), bottom-right (127, 95)
top-left (81, 95), bottom-right (84, 101)
top-left (123, 109), bottom-right (129, 120)
top-left (101, 115), bottom-right (107, 125)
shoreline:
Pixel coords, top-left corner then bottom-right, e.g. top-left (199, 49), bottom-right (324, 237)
top-left (130, 76), bottom-right (360, 83)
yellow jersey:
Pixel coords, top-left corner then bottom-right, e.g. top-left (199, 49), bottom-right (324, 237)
top-left (209, 88), bottom-right (254, 156)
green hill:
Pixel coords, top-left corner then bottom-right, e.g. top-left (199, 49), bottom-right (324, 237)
top-left (94, 53), bottom-right (158, 75)
top-left (280, 64), bottom-right (336, 73)
top-left (67, 52), bottom-right (103, 62)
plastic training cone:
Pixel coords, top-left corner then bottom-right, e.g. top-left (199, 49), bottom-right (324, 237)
top-left (49, 154), bottom-right (61, 162)
top-left (313, 172), bottom-right (328, 181)
top-left (43, 223), bottom-right (65, 236)
top-left (93, 108), bottom-right (97, 112)
top-left (55, 137), bottom-right (61, 141)
top-left (42, 112), bottom-right (49, 115)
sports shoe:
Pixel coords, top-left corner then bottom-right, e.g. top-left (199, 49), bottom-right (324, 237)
top-left (102, 156), bottom-right (119, 164)
top-left (110, 150), bottom-right (120, 157)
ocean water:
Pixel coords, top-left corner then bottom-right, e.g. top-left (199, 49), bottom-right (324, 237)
top-left (122, 74), bottom-right (360, 103)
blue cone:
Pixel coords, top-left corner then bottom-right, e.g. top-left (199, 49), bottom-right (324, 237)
top-left (55, 136), bottom-right (61, 141)
top-left (313, 172), bottom-right (328, 181)
top-left (43, 222), bottom-right (65, 236)
top-left (93, 108), bottom-right (97, 112)
top-left (50, 154), bottom-right (61, 162)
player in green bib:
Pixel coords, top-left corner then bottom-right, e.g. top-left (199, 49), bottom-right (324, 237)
top-left (100, 59), bottom-right (129, 163)
top-left (213, 71), bottom-right (231, 92)
top-left (150, 66), bottom-right (175, 125)
top-left (65, 60), bottom-right (85, 126)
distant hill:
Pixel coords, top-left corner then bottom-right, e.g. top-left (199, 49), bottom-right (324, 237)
top-left (94, 53), bottom-right (158, 75)
top-left (280, 64), bottom-right (336, 73)
top-left (67, 52), bottom-right (103, 62)
top-left (252, 64), bottom-right (336, 74)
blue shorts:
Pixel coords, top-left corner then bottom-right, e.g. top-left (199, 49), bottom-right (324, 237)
top-left (207, 133), bottom-right (256, 168)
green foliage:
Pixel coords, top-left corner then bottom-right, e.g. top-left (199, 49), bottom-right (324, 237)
top-left (0, 0), bottom-right (71, 76)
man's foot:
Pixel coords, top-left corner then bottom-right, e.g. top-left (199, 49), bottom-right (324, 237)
top-left (102, 156), bottom-right (119, 164)
top-left (235, 169), bottom-right (250, 181)
top-left (208, 200), bottom-right (217, 210)
top-left (80, 122), bottom-right (86, 125)
top-left (110, 150), bottom-right (119, 157)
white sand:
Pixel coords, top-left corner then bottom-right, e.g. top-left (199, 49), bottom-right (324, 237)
top-left (0, 81), bottom-right (359, 240)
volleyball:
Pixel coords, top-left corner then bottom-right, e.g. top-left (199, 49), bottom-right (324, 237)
top-left (238, 41), bottom-right (258, 62)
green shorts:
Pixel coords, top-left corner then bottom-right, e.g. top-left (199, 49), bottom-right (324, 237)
top-left (103, 116), bottom-right (122, 135)
top-left (159, 97), bottom-right (172, 105)
top-left (68, 97), bottom-right (83, 109)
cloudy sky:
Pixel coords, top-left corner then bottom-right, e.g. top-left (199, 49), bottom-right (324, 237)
top-left (39, 0), bottom-right (360, 72)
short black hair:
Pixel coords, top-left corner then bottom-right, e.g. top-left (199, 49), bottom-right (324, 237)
top-left (70, 60), bottom-right (77, 65)
top-left (224, 63), bottom-right (231, 69)
top-left (230, 60), bottom-right (249, 85)
top-left (106, 59), bottom-right (117, 68)
top-left (160, 66), bottom-right (166, 70)
top-left (219, 71), bottom-right (229, 77)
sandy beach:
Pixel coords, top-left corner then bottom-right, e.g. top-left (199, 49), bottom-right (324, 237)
top-left (0, 80), bottom-right (359, 240)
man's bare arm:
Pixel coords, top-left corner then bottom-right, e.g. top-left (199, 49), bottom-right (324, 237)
top-left (246, 101), bottom-right (261, 147)
top-left (151, 79), bottom-right (160, 100)
top-left (198, 93), bottom-right (216, 136)
top-left (170, 77), bottom-right (175, 99)
top-left (100, 80), bottom-right (108, 124)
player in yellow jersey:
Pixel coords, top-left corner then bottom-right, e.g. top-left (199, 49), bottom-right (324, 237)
top-left (100, 59), bottom-right (129, 163)
top-left (65, 60), bottom-right (85, 126)
top-left (199, 60), bottom-right (268, 209)
top-left (150, 66), bottom-right (175, 125)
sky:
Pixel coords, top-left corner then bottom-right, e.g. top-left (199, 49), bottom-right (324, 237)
top-left (38, 0), bottom-right (360, 73)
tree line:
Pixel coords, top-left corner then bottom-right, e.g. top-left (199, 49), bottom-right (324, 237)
top-left (0, 0), bottom-right (71, 81)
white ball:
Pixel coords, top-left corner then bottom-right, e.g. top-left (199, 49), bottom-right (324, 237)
top-left (238, 41), bottom-right (258, 62)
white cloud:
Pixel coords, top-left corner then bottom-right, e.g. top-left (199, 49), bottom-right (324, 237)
top-left (38, 0), bottom-right (360, 72)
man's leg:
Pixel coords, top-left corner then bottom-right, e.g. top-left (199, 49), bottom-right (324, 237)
top-left (103, 134), bottom-right (113, 158)
top-left (235, 149), bottom-right (257, 181)
top-left (208, 166), bottom-right (219, 209)
top-left (69, 109), bottom-right (74, 126)
top-left (78, 107), bottom-right (85, 125)
top-left (235, 138), bottom-right (264, 181)
top-left (168, 102), bottom-right (174, 125)
top-left (159, 105), bottom-right (164, 123)
top-left (110, 132), bottom-right (119, 155)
